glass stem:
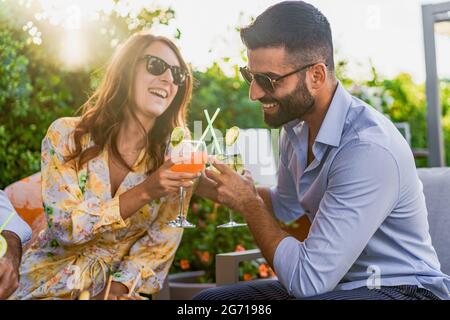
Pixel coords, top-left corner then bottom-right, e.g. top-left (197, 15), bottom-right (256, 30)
top-left (228, 208), bottom-right (234, 223)
top-left (179, 186), bottom-right (185, 220)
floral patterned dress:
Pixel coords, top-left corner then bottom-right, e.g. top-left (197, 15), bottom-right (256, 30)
top-left (12, 117), bottom-right (192, 300)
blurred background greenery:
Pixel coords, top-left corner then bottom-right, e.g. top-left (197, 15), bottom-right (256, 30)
top-left (1, 0), bottom-right (449, 283)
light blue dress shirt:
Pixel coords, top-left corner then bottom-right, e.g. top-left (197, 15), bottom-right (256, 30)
top-left (0, 190), bottom-right (32, 246)
top-left (270, 82), bottom-right (450, 299)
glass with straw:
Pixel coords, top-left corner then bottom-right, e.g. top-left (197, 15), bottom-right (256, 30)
top-left (166, 137), bottom-right (208, 228)
top-left (208, 127), bottom-right (248, 228)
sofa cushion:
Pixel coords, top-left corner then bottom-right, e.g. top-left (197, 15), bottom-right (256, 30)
top-left (418, 168), bottom-right (450, 275)
top-left (4, 172), bottom-right (43, 226)
top-left (4, 172), bottom-right (45, 250)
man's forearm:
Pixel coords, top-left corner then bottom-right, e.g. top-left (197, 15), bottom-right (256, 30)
top-left (241, 197), bottom-right (289, 267)
top-left (256, 186), bottom-right (274, 215)
top-left (1, 231), bottom-right (22, 269)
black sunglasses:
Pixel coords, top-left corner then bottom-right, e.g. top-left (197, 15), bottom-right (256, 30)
top-left (141, 55), bottom-right (187, 86)
top-left (239, 62), bottom-right (325, 93)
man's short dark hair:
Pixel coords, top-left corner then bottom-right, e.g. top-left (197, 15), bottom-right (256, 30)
top-left (240, 1), bottom-right (334, 72)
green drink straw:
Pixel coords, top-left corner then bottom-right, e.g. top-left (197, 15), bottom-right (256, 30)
top-left (198, 108), bottom-right (220, 143)
top-left (195, 107), bottom-right (220, 152)
top-left (204, 109), bottom-right (223, 155)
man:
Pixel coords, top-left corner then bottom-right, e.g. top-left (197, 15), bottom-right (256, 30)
top-left (0, 190), bottom-right (31, 299)
top-left (195, 1), bottom-right (450, 300)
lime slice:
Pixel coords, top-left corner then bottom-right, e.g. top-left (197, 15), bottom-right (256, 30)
top-left (225, 126), bottom-right (240, 146)
top-left (0, 235), bottom-right (7, 258)
top-left (78, 290), bottom-right (91, 300)
top-left (170, 126), bottom-right (185, 147)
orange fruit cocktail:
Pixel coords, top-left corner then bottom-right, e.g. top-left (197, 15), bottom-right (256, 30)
top-left (170, 151), bottom-right (208, 173)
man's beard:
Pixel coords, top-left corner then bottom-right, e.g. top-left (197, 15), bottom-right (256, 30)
top-left (262, 79), bottom-right (315, 128)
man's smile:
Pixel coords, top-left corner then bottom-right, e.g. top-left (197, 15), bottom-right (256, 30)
top-left (262, 102), bottom-right (280, 114)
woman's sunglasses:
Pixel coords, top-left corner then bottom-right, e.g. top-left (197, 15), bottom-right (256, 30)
top-left (142, 55), bottom-right (188, 86)
top-left (239, 62), bottom-right (324, 93)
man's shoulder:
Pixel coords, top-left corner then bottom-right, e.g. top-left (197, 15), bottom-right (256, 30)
top-left (342, 101), bottom-right (410, 156)
top-left (334, 114), bottom-right (415, 178)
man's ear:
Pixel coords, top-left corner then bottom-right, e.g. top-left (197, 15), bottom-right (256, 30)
top-left (309, 63), bottom-right (327, 90)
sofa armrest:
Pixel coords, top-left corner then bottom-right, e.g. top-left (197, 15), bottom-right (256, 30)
top-left (152, 276), bottom-right (170, 300)
top-left (215, 249), bottom-right (263, 286)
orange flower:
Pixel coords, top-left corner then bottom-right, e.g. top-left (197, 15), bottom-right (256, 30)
top-left (243, 273), bottom-right (253, 281)
top-left (235, 244), bottom-right (246, 252)
top-left (268, 266), bottom-right (276, 277)
top-left (180, 259), bottom-right (190, 270)
top-left (259, 264), bottom-right (269, 278)
top-left (200, 251), bottom-right (210, 264)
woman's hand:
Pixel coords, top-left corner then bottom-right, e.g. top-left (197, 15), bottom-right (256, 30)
top-left (143, 158), bottom-right (201, 201)
top-left (119, 157), bottom-right (201, 220)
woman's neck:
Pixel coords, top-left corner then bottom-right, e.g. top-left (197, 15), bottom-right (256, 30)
top-left (118, 113), bottom-right (155, 152)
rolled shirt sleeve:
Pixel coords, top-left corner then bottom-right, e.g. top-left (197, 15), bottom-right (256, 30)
top-left (0, 190), bottom-right (32, 246)
top-left (273, 141), bottom-right (400, 298)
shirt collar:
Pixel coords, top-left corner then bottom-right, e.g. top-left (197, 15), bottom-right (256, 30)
top-left (314, 81), bottom-right (352, 148)
top-left (281, 82), bottom-right (353, 166)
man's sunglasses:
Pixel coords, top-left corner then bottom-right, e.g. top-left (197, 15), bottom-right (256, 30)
top-left (239, 62), bottom-right (325, 93)
top-left (141, 55), bottom-right (188, 86)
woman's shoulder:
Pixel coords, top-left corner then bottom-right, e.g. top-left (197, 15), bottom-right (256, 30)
top-left (46, 117), bottom-right (81, 135)
top-left (44, 117), bottom-right (82, 152)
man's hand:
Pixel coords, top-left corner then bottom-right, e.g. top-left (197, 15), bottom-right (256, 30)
top-left (0, 231), bottom-right (22, 299)
top-left (194, 173), bottom-right (218, 202)
top-left (205, 160), bottom-right (263, 216)
top-left (206, 159), bottom-right (289, 268)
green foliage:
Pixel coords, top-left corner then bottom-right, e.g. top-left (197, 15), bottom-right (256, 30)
top-left (0, 1), bottom-right (177, 188)
top-left (381, 74), bottom-right (428, 166)
top-left (0, 24), bottom-right (88, 188)
top-left (188, 62), bottom-right (263, 132)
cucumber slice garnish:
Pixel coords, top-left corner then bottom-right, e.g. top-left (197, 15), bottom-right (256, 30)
top-left (170, 126), bottom-right (185, 147)
top-left (225, 126), bottom-right (240, 146)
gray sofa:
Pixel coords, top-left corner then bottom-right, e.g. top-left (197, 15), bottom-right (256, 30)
top-left (417, 167), bottom-right (450, 275)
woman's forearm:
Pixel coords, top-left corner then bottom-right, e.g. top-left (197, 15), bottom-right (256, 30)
top-left (118, 180), bottom-right (154, 220)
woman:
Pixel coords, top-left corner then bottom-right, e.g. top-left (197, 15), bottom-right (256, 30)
top-left (12, 31), bottom-right (199, 299)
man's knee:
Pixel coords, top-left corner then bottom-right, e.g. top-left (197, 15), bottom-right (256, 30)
top-left (193, 287), bottom-right (222, 300)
